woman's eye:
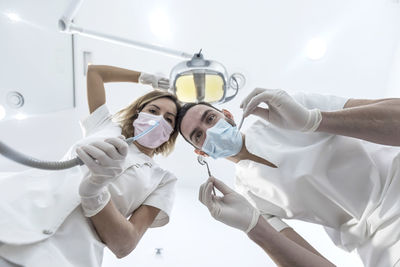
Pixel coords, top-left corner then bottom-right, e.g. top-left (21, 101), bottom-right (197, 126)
top-left (149, 109), bottom-right (156, 114)
top-left (166, 117), bottom-right (173, 124)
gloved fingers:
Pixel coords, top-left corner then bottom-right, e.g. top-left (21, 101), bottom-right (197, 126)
top-left (158, 78), bottom-right (170, 90)
top-left (241, 89), bottom-right (279, 116)
top-left (199, 180), bottom-right (214, 206)
top-left (240, 88), bottom-right (266, 109)
top-left (198, 181), bottom-right (208, 204)
top-left (90, 141), bottom-right (122, 160)
top-left (158, 78), bottom-right (169, 85)
top-left (247, 106), bottom-right (270, 120)
top-left (204, 181), bottom-right (215, 207)
top-left (138, 73), bottom-right (152, 84)
top-left (242, 91), bottom-right (274, 118)
top-left (76, 147), bottom-right (97, 168)
top-left (198, 182), bottom-right (205, 203)
top-left (80, 145), bottom-right (109, 166)
top-left (211, 177), bottom-right (234, 195)
top-left (104, 137), bottom-right (129, 158)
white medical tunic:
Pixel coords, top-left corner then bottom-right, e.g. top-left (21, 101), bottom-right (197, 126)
top-left (235, 92), bottom-right (400, 267)
top-left (0, 104), bottom-right (177, 267)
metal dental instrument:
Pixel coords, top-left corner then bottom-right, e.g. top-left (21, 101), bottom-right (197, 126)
top-left (238, 115), bottom-right (245, 130)
top-left (197, 155), bottom-right (216, 195)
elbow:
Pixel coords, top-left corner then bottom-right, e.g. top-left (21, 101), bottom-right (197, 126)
top-left (87, 64), bottom-right (99, 72)
top-left (115, 245), bottom-right (136, 259)
top-left (110, 230), bottom-right (139, 259)
top-left (87, 65), bottom-right (105, 83)
top-left (86, 64), bottom-right (95, 74)
top-left (87, 65), bottom-right (100, 76)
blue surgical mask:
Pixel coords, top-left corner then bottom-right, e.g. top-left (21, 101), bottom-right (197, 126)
top-left (202, 118), bottom-right (243, 159)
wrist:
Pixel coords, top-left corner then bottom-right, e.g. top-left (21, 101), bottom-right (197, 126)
top-left (244, 208), bottom-right (261, 233)
top-left (316, 111), bottom-right (335, 133)
top-left (80, 187), bottom-right (111, 217)
top-left (302, 109), bottom-right (322, 132)
top-left (263, 215), bottom-right (290, 232)
top-left (247, 216), bottom-right (273, 243)
top-left (79, 175), bottom-right (109, 198)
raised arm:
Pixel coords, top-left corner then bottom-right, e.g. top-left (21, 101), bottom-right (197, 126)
top-left (318, 98), bottom-right (400, 146)
top-left (86, 65), bottom-right (140, 113)
top-left (240, 88), bottom-right (400, 146)
top-left (86, 65), bottom-right (170, 113)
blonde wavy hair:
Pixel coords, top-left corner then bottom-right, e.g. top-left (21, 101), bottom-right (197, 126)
top-left (113, 90), bottom-right (181, 156)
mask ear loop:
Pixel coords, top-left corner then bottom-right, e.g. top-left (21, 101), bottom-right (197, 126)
top-left (129, 109), bottom-right (142, 140)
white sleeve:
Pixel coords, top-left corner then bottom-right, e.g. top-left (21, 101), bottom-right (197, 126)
top-left (142, 172), bottom-right (177, 228)
top-left (79, 104), bottom-right (120, 137)
top-left (234, 177), bottom-right (290, 232)
top-left (261, 214), bottom-right (290, 232)
top-left (291, 92), bottom-right (349, 111)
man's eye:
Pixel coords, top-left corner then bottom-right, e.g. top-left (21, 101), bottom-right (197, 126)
top-left (207, 114), bottom-right (215, 123)
top-left (195, 131), bottom-right (202, 143)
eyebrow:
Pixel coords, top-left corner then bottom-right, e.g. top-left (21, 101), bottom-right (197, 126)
top-left (148, 104), bottom-right (176, 117)
top-left (189, 109), bottom-right (213, 142)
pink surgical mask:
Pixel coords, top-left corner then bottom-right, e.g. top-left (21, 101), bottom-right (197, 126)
top-left (133, 112), bottom-right (174, 149)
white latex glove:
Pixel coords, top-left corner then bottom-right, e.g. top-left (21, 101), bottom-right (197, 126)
top-left (240, 88), bottom-right (322, 132)
top-left (76, 136), bottom-right (129, 217)
top-left (139, 72), bottom-right (170, 90)
top-left (199, 177), bottom-right (260, 233)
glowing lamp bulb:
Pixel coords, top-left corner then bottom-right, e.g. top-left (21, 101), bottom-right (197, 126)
top-left (306, 38), bottom-right (327, 60)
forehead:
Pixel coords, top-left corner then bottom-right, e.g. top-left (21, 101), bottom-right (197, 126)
top-left (145, 97), bottom-right (177, 113)
top-left (180, 104), bottom-right (217, 138)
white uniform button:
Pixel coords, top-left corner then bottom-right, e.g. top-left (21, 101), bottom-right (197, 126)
top-left (42, 229), bottom-right (53, 235)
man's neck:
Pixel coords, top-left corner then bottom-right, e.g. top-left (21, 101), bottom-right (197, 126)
top-left (227, 134), bottom-right (277, 168)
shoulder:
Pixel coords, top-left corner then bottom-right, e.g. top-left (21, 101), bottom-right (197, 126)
top-left (80, 104), bottom-right (121, 137)
top-left (158, 168), bottom-right (178, 183)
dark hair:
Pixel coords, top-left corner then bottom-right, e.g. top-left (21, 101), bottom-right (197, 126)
top-left (176, 102), bottom-right (221, 145)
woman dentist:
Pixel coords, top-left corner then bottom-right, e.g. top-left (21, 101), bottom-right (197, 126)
top-left (0, 65), bottom-right (181, 267)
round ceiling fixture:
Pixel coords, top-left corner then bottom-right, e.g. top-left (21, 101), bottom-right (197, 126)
top-left (0, 105), bottom-right (6, 120)
top-left (6, 91), bottom-right (24, 109)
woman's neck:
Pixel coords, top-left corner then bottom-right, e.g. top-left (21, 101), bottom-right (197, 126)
top-left (133, 141), bottom-right (154, 158)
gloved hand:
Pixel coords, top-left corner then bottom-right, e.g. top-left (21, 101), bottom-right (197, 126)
top-left (240, 88), bottom-right (322, 132)
top-left (139, 72), bottom-right (170, 90)
top-left (199, 177), bottom-right (260, 233)
top-left (76, 136), bottom-right (129, 217)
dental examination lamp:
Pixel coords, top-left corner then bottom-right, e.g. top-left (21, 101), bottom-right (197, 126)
top-left (58, 0), bottom-right (245, 103)
top-left (170, 50), bottom-right (244, 103)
